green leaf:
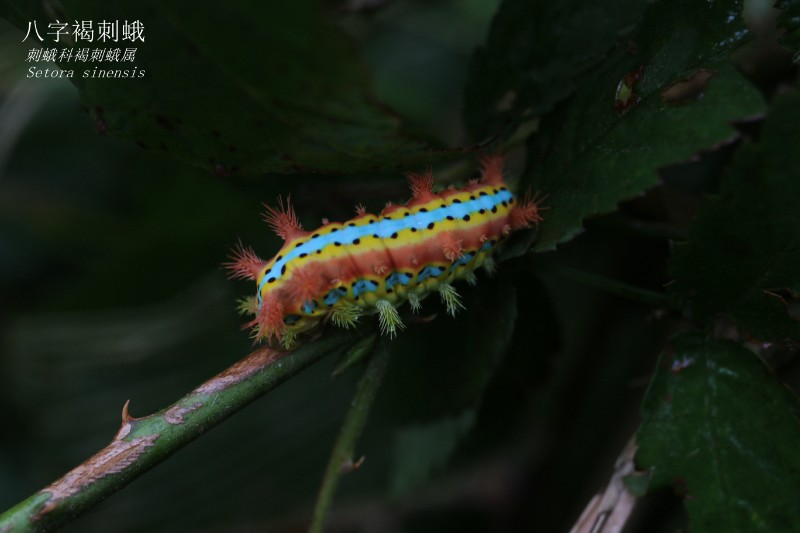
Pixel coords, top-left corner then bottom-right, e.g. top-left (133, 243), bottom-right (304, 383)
top-left (376, 273), bottom-right (517, 424)
top-left (364, 274), bottom-right (516, 498)
top-left (389, 410), bottom-right (475, 497)
top-left (464, 0), bottom-right (646, 140)
top-left (778, 0), bottom-right (800, 62)
top-left (385, 272), bottom-right (556, 498)
top-left (668, 92), bottom-right (800, 342)
top-left (525, 0), bottom-right (764, 251)
top-left (0, 0), bottom-right (456, 175)
top-left (637, 332), bottom-right (800, 532)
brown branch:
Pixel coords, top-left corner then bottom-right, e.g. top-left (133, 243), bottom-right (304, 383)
top-left (0, 331), bottom-right (359, 533)
top-left (569, 437), bottom-right (641, 533)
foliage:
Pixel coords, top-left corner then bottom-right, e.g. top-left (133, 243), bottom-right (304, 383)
top-left (668, 92), bottom-right (800, 342)
top-left (1, 0), bottom-right (799, 531)
top-left (637, 332), bottom-right (800, 533)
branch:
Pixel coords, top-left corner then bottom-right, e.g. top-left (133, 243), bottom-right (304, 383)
top-left (0, 330), bottom-right (359, 533)
top-left (569, 436), bottom-right (640, 533)
top-left (310, 339), bottom-right (390, 533)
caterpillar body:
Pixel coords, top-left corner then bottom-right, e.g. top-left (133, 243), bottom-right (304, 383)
top-left (227, 155), bottom-right (543, 348)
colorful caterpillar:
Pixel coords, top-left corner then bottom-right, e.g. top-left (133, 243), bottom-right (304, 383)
top-left (227, 155), bottom-right (543, 348)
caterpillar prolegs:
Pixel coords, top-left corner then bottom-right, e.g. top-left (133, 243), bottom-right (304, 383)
top-left (226, 155), bottom-right (543, 348)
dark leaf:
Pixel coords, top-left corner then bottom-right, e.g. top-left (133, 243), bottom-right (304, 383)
top-left (637, 332), bottom-right (800, 532)
top-left (388, 409), bottom-right (475, 496)
top-left (668, 92), bottom-right (800, 342)
top-left (464, 0), bottom-right (645, 140)
top-left (376, 272), bottom-right (517, 424)
top-left (777, 0), bottom-right (800, 61)
top-left (0, 0), bottom-right (459, 175)
top-left (525, 0), bottom-right (763, 251)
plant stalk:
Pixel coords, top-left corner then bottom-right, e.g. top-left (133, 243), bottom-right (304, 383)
top-left (310, 339), bottom-right (390, 533)
top-left (0, 331), bottom-right (357, 533)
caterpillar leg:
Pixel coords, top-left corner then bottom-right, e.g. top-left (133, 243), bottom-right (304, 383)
top-left (464, 271), bottom-right (478, 287)
top-left (438, 283), bottom-right (465, 317)
top-left (280, 331), bottom-right (298, 350)
top-left (407, 292), bottom-right (422, 313)
top-left (376, 300), bottom-right (405, 338)
top-left (236, 295), bottom-right (258, 316)
top-left (330, 303), bottom-right (362, 329)
top-left (482, 256), bottom-right (497, 276)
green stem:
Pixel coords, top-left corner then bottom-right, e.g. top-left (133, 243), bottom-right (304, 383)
top-left (553, 265), bottom-right (674, 309)
top-left (310, 340), bottom-right (390, 533)
top-left (0, 331), bottom-right (357, 533)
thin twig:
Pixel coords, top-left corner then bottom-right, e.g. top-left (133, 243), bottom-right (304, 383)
top-left (309, 339), bottom-right (390, 533)
top-left (0, 331), bottom-right (358, 533)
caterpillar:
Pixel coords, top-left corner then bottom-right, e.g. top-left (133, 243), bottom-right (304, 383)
top-left (226, 155), bottom-right (543, 348)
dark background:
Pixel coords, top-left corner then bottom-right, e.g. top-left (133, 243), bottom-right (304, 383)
top-left (1, 1), bottom-right (798, 531)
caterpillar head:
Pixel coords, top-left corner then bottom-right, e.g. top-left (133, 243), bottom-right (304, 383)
top-left (250, 260), bottom-right (328, 348)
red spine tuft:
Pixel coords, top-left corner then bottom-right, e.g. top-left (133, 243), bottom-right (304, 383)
top-left (439, 233), bottom-right (464, 262)
top-left (509, 190), bottom-right (546, 230)
top-left (263, 196), bottom-right (306, 241)
top-left (479, 154), bottom-right (506, 185)
top-left (224, 240), bottom-right (265, 280)
top-left (251, 298), bottom-right (285, 341)
top-left (407, 169), bottom-right (435, 200)
top-left (284, 263), bottom-right (328, 306)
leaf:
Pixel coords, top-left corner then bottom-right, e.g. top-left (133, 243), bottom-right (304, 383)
top-left (524, 0), bottom-right (764, 251)
top-left (467, 269), bottom-right (559, 442)
top-left (636, 332), bottom-right (800, 532)
top-left (364, 274), bottom-right (515, 498)
top-left (778, 0), bottom-right (800, 62)
top-left (388, 410), bottom-right (475, 497)
top-left (383, 271), bottom-right (559, 497)
top-left (376, 272), bottom-right (517, 424)
top-left (464, 0), bottom-right (646, 140)
top-left (667, 92), bottom-right (800, 342)
top-left (0, 0), bottom-right (458, 175)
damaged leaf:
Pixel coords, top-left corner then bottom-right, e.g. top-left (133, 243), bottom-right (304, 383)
top-left (524, 0), bottom-right (763, 251)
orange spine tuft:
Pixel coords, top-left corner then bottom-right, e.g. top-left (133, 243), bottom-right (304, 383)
top-left (284, 263), bottom-right (328, 306)
top-left (509, 190), bottom-right (546, 230)
top-left (407, 169), bottom-right (435, 200)
top-left (479, 154), bottom-right (506, 185)
top-left (439, 234), bottom-right (464, 262)
top-left (263, 196), bottom-right (306, 241)
top-left (251, 298), bottom-right (285, 341)
top-left (224, 240), bottom-right (265, 280)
